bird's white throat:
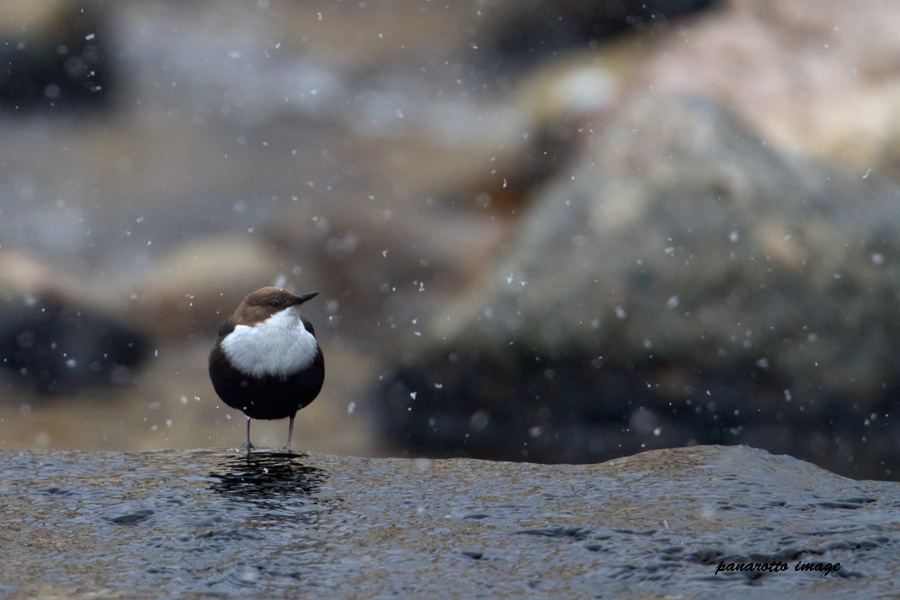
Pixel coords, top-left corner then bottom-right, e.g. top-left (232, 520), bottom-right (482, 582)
top-left (220, 306), bottom-right (318, 379)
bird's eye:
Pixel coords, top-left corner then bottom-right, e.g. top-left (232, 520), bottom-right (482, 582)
top-left (268, 300), bottom-right (280, 308)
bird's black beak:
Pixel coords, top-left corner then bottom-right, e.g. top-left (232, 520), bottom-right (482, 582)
top-left (295, 291), bottom-right (319, 305)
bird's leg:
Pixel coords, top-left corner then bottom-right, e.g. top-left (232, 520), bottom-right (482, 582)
top-left (283, 413), bottom-right (297, 452)
top-left (241, 416), bottom-right (254, 452)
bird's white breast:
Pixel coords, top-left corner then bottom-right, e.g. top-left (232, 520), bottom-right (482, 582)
top-left (220, 306), bottom-right (318, 379)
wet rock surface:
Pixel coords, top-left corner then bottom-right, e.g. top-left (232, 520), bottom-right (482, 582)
top-left (1, 445), bottom-right (897, 599)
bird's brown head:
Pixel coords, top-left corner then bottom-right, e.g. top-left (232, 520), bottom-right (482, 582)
top-left (231, 286), bottom-right (318, 326)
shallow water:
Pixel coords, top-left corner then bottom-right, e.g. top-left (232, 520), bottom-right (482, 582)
top-left (2, 446), bottom-right (899, 598)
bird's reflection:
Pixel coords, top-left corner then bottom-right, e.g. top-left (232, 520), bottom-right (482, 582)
top-left (209, 451), bottom-right (328, 523)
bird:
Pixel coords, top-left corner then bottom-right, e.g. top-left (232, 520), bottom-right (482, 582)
top-left (208, 286), bottom-right (324, 452)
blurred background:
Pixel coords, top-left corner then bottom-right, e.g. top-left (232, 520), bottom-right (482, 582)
top-left (3, 0), bottom-right (900, 480)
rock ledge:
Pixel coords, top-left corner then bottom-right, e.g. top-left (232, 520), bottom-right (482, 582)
top-left (2, 445), bottom-right (898, 598)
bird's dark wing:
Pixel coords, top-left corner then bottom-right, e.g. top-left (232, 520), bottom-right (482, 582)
top-left (302, 318), bottom-right (316, 337)
top-left (216, 317), bottom-right (236, 341)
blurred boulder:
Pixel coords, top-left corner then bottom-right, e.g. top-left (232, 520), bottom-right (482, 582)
top-left (129, 234), bottom-right (280, 340)
top-left (371, 94), bottom-right (900, 479)
top-left (266, 200), bottom-right (506, 347)
top-left (436, 55), bottom-right (620, 219)
top-left (0, 0), bottom-right (114, 113)
top-left (0, 251), bottom-right (149, 394)
top-left (638, 0), bottom-right (900, 172)
top-left (473, 0), bottom-right (722, 67)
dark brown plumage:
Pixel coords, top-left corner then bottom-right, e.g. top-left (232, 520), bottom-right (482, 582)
top-left (208, 286), bottom-right (324, 451)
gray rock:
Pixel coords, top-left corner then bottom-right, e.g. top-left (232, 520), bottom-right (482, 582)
top-left (129, 233), bottom-right (280, 339)
top-left (0, 1), bottom-right (114, 113)
top-left (0, 445), bottom-right (893, 598)
top-left (371, 95), bottom-right (900, 479)
top-left (266, 199), bottom-right (506, 346)
top-left (472, 0), bottom-right (722, 68)
top-left (0, 251), bottom-right (150, 394)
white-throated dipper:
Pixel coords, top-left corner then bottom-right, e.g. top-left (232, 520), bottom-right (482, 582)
top-left (208, 286), bottom-right (324, 452)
